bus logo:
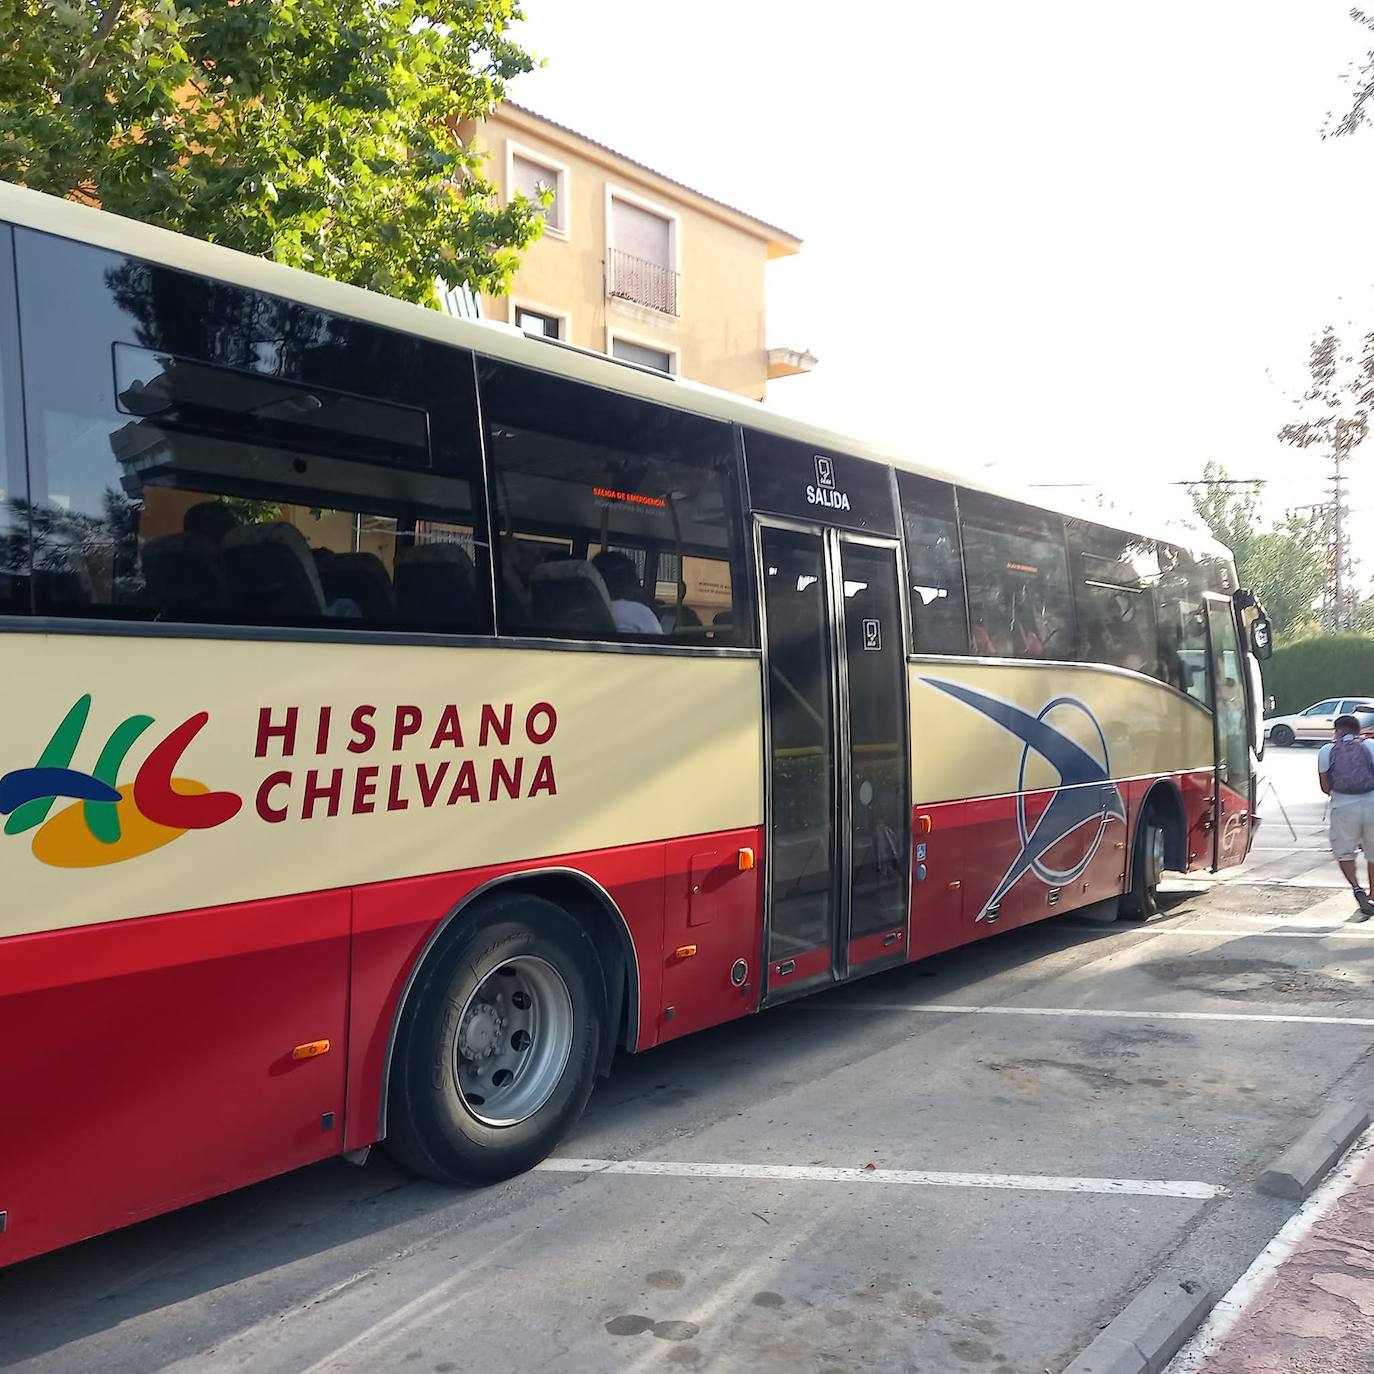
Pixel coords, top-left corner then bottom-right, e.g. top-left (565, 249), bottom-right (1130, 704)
top-left (0, 696), bottom-right (242, 868)
top-left (921, 678), bottom-right (1126, 920)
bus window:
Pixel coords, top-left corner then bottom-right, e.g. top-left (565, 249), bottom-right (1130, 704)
top-left (1067, 520), bottom-right (1160, 676)
top-left (958, 490), bottom-right (1073, 662)
top-left (13, 230), bottom-right (490, 634)
top-left (1156, 544), bottom-right (1210, 704)
top-left (0, 225), bottom-right (25, 617)
top-left (897, 470), bottom-right (968, 655)
top-left (478, 359), bottom-right (752, 646)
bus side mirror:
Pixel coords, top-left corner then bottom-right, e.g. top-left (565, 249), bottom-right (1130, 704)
top-left (1251, 616), bottom-right (1273, 661)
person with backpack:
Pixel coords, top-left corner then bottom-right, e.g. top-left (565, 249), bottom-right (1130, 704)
top-left (1318, 714), bottom-right (1374, 918)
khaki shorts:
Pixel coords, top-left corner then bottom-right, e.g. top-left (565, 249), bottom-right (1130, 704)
top-left (1330, 794), bottom-right (1374, 862)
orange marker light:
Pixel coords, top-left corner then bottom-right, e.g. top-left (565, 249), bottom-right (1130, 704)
top-left (673, 945), bottom-right (698, 960)
top-left (917, 815), bottom-right (932, 834)
top-left (947, 880), bottom-right (962, 891)
top-left (292, 1040), bottom-right (331, 1061)
top-left (737, 847), bottom-right (755, 872)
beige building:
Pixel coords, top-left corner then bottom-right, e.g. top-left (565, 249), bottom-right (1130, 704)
top-left (461, 103), bottom-right (811, 401)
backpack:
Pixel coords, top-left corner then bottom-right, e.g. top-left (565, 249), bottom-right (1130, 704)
top-left (1328, 736), bottom-right (1374, 794)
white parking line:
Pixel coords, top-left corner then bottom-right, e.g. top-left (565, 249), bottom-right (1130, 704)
top-left (1164, 1124), bottom-right (1374, 1371)
top-left (1155, 912), bottom-right (1348, 926)
top-left (1148, 927), bottom-right (1374, 939)
top-left (537, 1157), bottom-right (1227, 1200)
top-left (807, 1003), bottom-right (1374, 1028)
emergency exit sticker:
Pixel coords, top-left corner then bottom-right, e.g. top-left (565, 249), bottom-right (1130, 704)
top-left (863, 618), bottom-right (881, 651)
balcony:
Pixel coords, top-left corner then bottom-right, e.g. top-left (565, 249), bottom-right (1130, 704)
top-left (607, 247), bottom-right (679, 317)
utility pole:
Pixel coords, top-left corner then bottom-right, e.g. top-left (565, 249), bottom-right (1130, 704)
top-left (1325, 420), bottom-right (1358, 631)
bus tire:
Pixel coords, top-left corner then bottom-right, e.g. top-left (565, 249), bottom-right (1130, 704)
top-left (1120, 810), bottom-right (1166, 920)
top-left (1269, 725), bottom-right (1295, 747)
top-left (385, 893), bottom-right (605, 1186)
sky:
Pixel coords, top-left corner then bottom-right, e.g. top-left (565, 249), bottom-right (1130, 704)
top-left (503, 1), bottom-right (1374, 577)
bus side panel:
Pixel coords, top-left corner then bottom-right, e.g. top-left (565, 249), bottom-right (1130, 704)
top-left (1216, 780), bottom-right (1252, 870)
top-left (345, 838), bottom-right (685, 1152)
top-left (1184, 770), bottom-right (1216, 871)
top-left (0, 892), bottom-right (350, 1268)
top-left (908, 799), bottom-right (969, 959)
top-left (657, 826), bottom-right (764, 1043)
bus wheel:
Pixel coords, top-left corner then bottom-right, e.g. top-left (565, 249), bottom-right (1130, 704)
top-left (386, 893), bottom-right (605, 1186)
top-left (1269, 725), bottom-right (1295, 747)
top-left (1120, 812), bottom-right (1166, 920)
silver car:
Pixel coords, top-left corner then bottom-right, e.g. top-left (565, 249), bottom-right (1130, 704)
top-left (1264, 697), bottom-right (1374, 747)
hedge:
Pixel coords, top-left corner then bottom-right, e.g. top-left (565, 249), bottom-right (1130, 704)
top-left (1265, 634), bottom-right (1374, 714)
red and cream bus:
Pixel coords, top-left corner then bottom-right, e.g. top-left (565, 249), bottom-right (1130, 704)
top-left (0, 184), bottom-right (1271, 1265)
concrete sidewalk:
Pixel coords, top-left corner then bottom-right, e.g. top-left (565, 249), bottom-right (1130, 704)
top-left (1183, 1141), bottom-right (1374, 1372)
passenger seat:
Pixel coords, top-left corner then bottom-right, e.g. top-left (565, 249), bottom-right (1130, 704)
top-left (395, 541), bottom-right (483, 631)
top-left (224, 522), bottom-right (328, 621)
top-left (529, 559), bottom-right (616, 637)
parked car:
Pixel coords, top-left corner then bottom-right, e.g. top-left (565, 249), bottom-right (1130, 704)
top-left (1264, 697), bottom-right (1374, 746)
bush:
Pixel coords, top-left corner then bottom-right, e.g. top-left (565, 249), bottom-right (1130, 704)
top-left (1266, 634), bottom-right (1374, 714)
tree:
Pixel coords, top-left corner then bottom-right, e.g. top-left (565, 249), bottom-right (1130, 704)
top-left (0, 0), bottom-right (545, 307)
top-left (1187, 461), bottom-right (1326, 638)
top-left (1275, 324), bottom-right (1372, 629)
top-left (1324, 8), bottom-right (1374, 138)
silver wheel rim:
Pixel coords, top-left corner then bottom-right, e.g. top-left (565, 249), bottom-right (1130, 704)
top-left (454, 955), bottom-right (574, 1127)
top-left (1145, 824), bottom-right (1165, 891)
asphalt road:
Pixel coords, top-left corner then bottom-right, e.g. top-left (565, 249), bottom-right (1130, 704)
top-left (4, 744), bottom-right (1373, 1374)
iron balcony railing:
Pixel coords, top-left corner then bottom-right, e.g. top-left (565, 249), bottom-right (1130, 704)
top-left (607, 247), bottom-right (680, 316)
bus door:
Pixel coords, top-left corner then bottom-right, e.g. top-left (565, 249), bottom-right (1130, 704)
top-left (1203, 594), bottom-right (1253, 869)
top-left (757, 520), bottom-right (912, 1004)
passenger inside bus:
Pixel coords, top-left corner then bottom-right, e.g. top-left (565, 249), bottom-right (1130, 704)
top-left (591, 551), bottom-right (662, 635)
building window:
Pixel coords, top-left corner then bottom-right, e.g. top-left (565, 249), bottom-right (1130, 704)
top-left (607, 191), bottom-right (679, 316)
top-left (508, 145), bottom-right (568, 237)
top-left (610, 335), bottom-right (675, 374)
top-left (478, 358), bottom-right (751, 646)
top-left (514, 306), bottom-right (563, 340)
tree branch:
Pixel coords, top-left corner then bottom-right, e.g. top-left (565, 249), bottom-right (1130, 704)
top-left (86, 0), bottom-right (126, 68)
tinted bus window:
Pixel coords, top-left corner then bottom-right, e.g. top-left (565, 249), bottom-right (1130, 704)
top-left (1067, 519), bottom-right (1160, 676)
top-left (959, 490), bottom-right (1073, 661)
top-left (896, 470), bottom-right (967, 655)
top-left (14, 229), bottom-right (490, 634)
top-left (479, 360), bottom-right (752, 646)
top-left (0, 225), bottom-right (27, 616)
top-left (1156, 543), bottom-right (1210, 704)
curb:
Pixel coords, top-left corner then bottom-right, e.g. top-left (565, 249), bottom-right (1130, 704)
top-left (1062, 1276), bottom-right (1213, 1374)
top-left (1256, 1101), bottom-right (1370, 1201)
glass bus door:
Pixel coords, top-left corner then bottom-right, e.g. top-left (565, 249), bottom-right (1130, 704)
top-left (758, 521), bottom-right (911, 1004)
top-left (1204, 594), bottom-right (1253, 870)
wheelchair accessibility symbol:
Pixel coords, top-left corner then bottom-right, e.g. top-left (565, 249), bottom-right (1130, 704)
top-left (862, 618), bottom-right (881, 651)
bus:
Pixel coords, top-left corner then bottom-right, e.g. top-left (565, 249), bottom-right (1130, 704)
top-left (0, 184), bottom-right (1272, 1266)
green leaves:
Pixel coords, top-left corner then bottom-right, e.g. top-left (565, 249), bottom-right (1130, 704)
top-left (0, 0), bottom-right (543, 307)
top-left (1188, 461), bottom-right (1326, 639)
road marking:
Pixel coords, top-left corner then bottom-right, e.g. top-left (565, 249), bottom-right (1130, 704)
top-left (1164, 1124), bottom-right (1374, 1371)
top-left (1155, 912), bottom-right (1350, 927)
top-left (1147, 926), bottom-right (1374, 940)
top-left (807, 1003), bottom-right (1374, 1028)
top-left (538, 1157), bottom-right (1227, 1200)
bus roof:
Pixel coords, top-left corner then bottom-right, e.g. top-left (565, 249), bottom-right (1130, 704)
top-left (0, 181), bottom-right (1229, 564)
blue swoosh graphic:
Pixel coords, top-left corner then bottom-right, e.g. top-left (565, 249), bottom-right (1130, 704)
top-left (922, 679), bottom-right (1126, 918)
top-left (0, 767), bottom-right (122, 815)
